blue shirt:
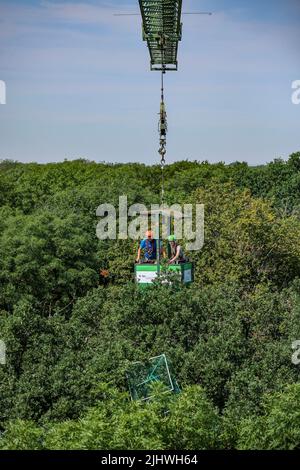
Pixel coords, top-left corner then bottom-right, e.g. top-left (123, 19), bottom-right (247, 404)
top-left (140, 239), bottom-right (160, 260)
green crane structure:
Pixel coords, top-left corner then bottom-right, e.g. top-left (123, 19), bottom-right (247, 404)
top-left (139, 0), bottom-right (182, 71)
top-left (139, 0), bottom-right (184, 173)
top-left (134, 1), bottom-right (210, 286)
top-left (138, 0), bottom-right (184, 272)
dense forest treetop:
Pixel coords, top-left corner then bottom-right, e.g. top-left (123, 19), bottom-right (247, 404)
top-left (0, 152), bottom-right (300, 450)
top-left (1, 152), bottom-right (300, 212)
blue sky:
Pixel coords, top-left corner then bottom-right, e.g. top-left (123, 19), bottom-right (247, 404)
top-left (0, 0), bottom-right (299, 165)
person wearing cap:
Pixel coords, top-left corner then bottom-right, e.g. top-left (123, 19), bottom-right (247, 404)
top-left (136, 230), bottom-right (164, 264)
top-left (167, 235), bottom-right (186, 264)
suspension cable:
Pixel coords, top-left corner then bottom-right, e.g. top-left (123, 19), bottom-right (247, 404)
top-left (158, 37), bottom-right (167, 207)
top-left (159, 69), bottom-right (166, 206)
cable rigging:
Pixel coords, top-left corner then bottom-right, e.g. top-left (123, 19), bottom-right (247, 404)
top-left (133, 1), bottom-right (212, 286)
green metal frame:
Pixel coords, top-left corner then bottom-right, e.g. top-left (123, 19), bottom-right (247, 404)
top-left (127, 354), bottom-right (180, 401)
top-left (139, 0), bottom-right (183, 71)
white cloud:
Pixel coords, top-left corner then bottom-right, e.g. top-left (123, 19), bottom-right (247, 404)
top-left (0, 0), bottom-right (138, 42)
top-left (40, 0), bottom-right (130, 25)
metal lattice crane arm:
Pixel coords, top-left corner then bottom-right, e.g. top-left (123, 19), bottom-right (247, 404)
top-left (139, 0), bottom-right (183, 71)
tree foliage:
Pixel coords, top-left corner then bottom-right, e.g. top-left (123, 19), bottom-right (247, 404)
top-left (1, 155), bottom-right (300, 449)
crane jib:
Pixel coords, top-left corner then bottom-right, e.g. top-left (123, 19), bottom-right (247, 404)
top-left (139, 0), bottom-right (183, 71)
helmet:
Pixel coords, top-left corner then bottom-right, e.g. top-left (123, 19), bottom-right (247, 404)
top-left (168, 234), bottom-right (176, 242)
